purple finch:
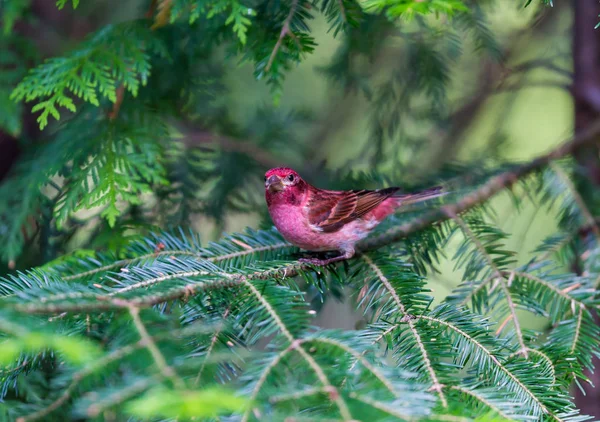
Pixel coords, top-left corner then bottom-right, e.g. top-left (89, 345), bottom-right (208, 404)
top-left (264, 167), bottom-right (444, 266)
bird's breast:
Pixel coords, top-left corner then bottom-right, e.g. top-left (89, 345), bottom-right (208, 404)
top-left (268, 203), bottom-right (379, 252)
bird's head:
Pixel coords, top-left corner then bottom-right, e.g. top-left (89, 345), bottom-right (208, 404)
top-left (264, 167), bottom-right (307, 206)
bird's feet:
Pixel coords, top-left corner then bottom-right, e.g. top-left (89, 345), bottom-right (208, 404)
top-left (299, 250), bottom-right (354, 266)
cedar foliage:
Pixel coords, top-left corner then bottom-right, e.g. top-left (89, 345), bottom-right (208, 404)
top-left (0, 0), bottom-right (599, 421)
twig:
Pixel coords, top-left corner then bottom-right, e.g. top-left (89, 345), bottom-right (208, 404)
top-left (499, 272), bottom-right (528, 358)
top-left (13, 120), bottom-right (600, 315)
top-left (265, 0), bottom-right (299, 72)
top-left (363, 255), bottom-right (448, 407)
top-left (194, 306), bottom-right (230, 385)
top-left (549, 162), bottom-right (600, 239)
top-left (129, 306), bottom-right (185, 389)
top-left (337, 0), bottom-right (346, 23)
top-left (359, 120), bottom-right (600, 251)
top-left (450, 386), bottom-right (513, 420)
top-left (107, 85), bottom-right (125, 121)
top-left (419, 315), bottom-right (555, 420)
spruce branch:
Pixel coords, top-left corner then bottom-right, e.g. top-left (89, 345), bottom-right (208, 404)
top-left (359, 120), bottom-right (600, 251)
top-left (16, 341), bottom-right (144, 422)
top-left (265, 0), bottom-right (299, 72)
top-left (499, 273), bottom-right (528, 357)
top-left (347, 393), bottom-right (413, 420)
top-left (419, 314), bottom-right (558, 420)
top-left (129, 306), bottom-right (185, 389)
top-left (549, 162), bottom-right (600, 239)
top-left (240, 277), bottom-right (353, 420)
top-left (10, 122), bottom-right (600, 315)
top-left (449, 386), bottom-right (513, 420)
top-left (362, 255), bottom-right (448, 407)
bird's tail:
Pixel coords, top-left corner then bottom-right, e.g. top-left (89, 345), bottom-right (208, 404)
top-left (393, 186), bottom-right (446, 205)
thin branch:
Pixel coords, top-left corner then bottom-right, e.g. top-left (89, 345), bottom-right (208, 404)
top-left (507, 348), bottom-right (557, 384)
top-left (340, 322), bottom-right (400, 389)
top-left (183, 130), bottom-right (286, 169)
top-left (86, 376), bottom-right (158, 418)
top-left (308, 336), bottom-right (398, 397)
top-left (499, 273), bottom-right (528, 357)
top-left (14, 121), bottom-right (600, 315)
top-left (347, 393), bottom-right (413, 420)
top-left (363, 255), bottom-right (448, 407)
top-left (571, 306), bottom-right (584, 354)
top-left (107, 85), bottom-right (125, 120)
top-left (451, 214), bottom-right (503, 278)
top-left (194, 306), bottom-right (231, 386)
top-left (63, 242), bottom-right (292, 281)
top-left (513, 271), bottom-right (585, 307)
top-left (419, 315), bottom-right (558, 421)
top-left (17, 340), bottom-right (146, 422)
top-left (550, 162), bottom-right (600, 239)
top-left (459, 275), bottom-right (495, 307)
top-left (510, 59), bottom-right (572, 79)
top-left (240, 277), bottom-right (353, 420)
top-left (129, 306), bottom-right (185, 389)
top-left (495, 81), bottom-right (571, 93)
top-left (265, 0), bottom-right (298, 72)
top-left (450, 217), bottom-right (526, 355)
top-left (242, 344), bottom-right (296, 422)
top-left (359, 120), bottom-right (600, 251)
top-left (449, 386), bottom-right (513, 420)
top-left (270, 387), bottom-right (331, 404)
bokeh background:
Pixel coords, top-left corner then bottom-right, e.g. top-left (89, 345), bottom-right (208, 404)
top-left (3, 0), bottom-right (599, 416)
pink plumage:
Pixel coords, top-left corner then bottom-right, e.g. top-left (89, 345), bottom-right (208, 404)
top-left (264, 167), bottom-right (443, 265)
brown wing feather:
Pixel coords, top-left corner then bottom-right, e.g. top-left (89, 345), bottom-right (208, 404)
top-left (307, 187), bottom-right (399, 232)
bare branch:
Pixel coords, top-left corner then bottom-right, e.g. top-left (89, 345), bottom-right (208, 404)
top-left (265, 0), bottom-right (299, 72)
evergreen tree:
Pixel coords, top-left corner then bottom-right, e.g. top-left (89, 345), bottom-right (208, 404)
top-left (0, 0), bottom-right (599, 420)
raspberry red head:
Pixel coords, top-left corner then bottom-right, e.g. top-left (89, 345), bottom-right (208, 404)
top-left (265, 167), bottom-right (299, 179)
top-left (264, 167), bottom-right (307, 205)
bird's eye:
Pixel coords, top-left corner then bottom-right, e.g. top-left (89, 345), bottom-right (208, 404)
top-left (264, 176), bottom-right (267, 181)
top-left (287, 174), bottom-right (295, 182)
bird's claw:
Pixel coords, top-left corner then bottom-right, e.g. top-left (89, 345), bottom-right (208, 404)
top-left (299, 257), bottom-right (329, 266)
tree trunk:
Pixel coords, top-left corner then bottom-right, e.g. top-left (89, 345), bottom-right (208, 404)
top-left (572, 0), bottom-right (600, 416)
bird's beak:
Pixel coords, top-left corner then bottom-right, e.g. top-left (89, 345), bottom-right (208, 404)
top-left (266, 175), bottom-right (284, 193)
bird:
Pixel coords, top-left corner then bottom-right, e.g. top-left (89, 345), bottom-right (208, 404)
top-left (264, 167), bottom-right (445, 266)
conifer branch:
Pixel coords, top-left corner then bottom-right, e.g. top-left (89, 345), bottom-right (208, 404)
top-left (62, 251), bottom-right (204, 281)
top-left (571, 306), bottom-right (584, 354)
top-left (512, 271), bottom-right (585, 308)
top-left (242, 344), bottom-right (295, 422)
top-left (450, 215), bottom-right (526, 356)
top-left (359, 120), bottom-right (600, 251)
top-left (194, 306), bottom-right (230, 386)
top-left (270, 387), bottom-right (331, 403)
top-left (17, 339), bottom-right (146, 422)
top-left (347, 393), bottom-right (412, 420)
top-left (308, 336), bottom-right (397, 397)
top-left (419, 315), bottom-right (556, 420)
top-left (451, 214), bottom-right (502, 278)
top-left (240, 277), bottom-right (353, 420)
top-left (550, 163), bottom-right (600, 239)
top-left (265, 0), bottom-right (299, 72)
top-left (507, 348), bottom-right (557, 383)
top-left (86, 376), bottom-right (158, 417)
top-left (63, 242), bottom-right (292, 281)
top-left (10, 122), bottom-right (600, 321)
top-left (363, 255), bottom-right (448, 407)
top-left (129, 306), bottom-right (185, 389)
top-left (449, 386), bottom-right (512, 420)
top-left (499, 273), bottom-right (528, 357)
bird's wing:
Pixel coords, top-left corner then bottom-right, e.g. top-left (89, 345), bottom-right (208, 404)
top-left (306, 187), bottom-right (399, 232)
